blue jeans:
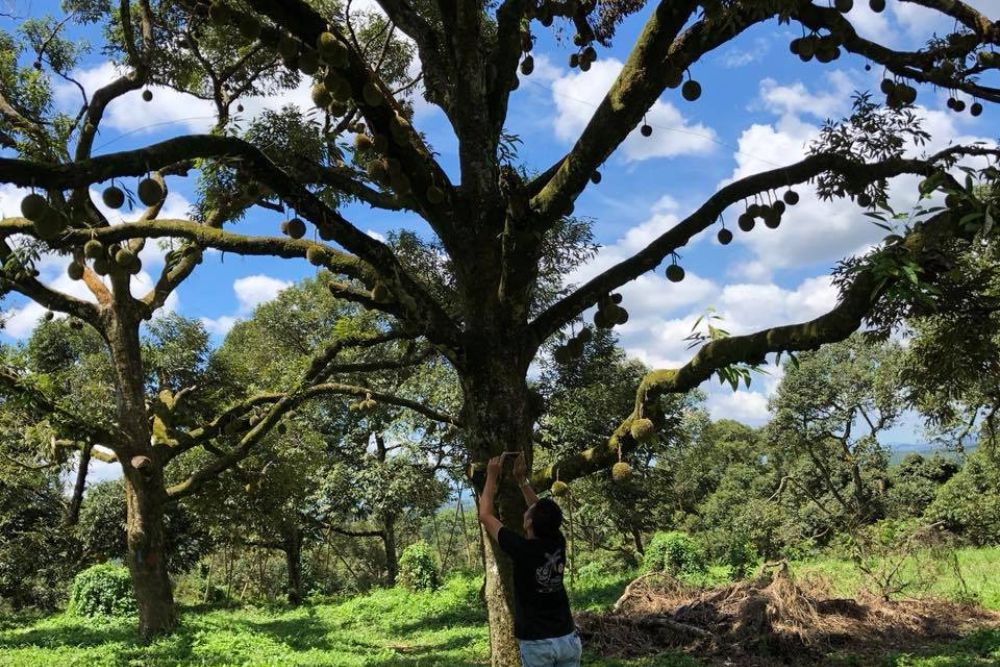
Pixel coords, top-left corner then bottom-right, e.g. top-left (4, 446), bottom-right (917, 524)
top-left (518, 631), bottom-right (582, 667)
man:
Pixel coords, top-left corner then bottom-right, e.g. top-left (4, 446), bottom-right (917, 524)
top-left (478, 452), bottom-right (581, 667)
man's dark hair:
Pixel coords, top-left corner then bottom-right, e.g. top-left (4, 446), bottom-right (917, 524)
top-left (532, 498), bottom-right (563, 539)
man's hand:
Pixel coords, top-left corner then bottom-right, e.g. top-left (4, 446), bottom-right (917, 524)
top-left (513, 452), bottom-right (528, 483)
top-left (486, 454), bottom-right (505, 481)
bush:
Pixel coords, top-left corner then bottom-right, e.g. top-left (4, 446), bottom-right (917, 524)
top-left (642, 531), bottom-right (707, 576)
top-left (69, 563), bottom-right (137, 617)
top-left (399, 541), bottom-right (440, 592)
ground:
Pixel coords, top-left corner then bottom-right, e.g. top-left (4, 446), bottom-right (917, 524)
top-left (2, 549), bottom-right (1000, 666)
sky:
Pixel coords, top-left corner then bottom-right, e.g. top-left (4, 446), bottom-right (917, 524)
top-left (1, 0), bottom-right (998, 448)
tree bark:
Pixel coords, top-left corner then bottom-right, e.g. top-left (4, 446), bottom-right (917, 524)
top-left (283, 526), bottom-right (303, 606)
top-left (463, 357), bottom-right (536, 667)
top-left (107, 314), bottom-right (177, 639)
top-left (382, 513), bottom-right (398, 587)
top-left (65, 442), bottom-right (92, 525)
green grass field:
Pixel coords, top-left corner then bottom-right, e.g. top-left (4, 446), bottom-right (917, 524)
top-left (3, 553), bottom-right (1000, 666)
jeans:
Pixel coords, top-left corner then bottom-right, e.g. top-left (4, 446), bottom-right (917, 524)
top-left (518, 631), bottom-right (582, 667)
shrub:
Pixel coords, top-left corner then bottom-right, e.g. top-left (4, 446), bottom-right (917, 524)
top-left (69, 563), bottom-right (137, 617)
top-left (399, 541), bottom-right (440, 592)
top-left (642, 531), bottom-right (707, 576)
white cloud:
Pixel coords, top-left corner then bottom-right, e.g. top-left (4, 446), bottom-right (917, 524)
top-left (550, 58), bottom-right (717, 161)
top-left (366, 229), bottom-right (387, 242)
top-left (233, 274), bottom-right (291, 312)
top-left (200, 315), bottom-right (238, 336)
top-left (716, 37), bottom-right (770, 69)
top-left (756, 70), bottom-right (856, 120)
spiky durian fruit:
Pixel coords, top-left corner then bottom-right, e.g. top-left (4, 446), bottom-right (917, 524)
top-left (316, 32), bottom-right (347, 66)
top-left (137, 178), bottom-right (164, 206)
top-left (681, 79), bottom-right (702, 101)
top-left (282, 217), bottom-right (307, 239)
top-left (67, 261), bottom-right (85, 281)
top-left (92, 256), bottom-right (110, 276)
top-left (311, 82), bottom-right (332, 108)
top-left (102, 186), bottom-right (125, 209)
top-left (665, 264), bottom-right (685, 283)
top-left (611, 462), bottom-right (632, 482)
top-left (34, 209), bottom-right (66, 240)
top-left (20, 193), bottom-right (48, 220)
top-left (362, 82), bottom-right (382, 106)
top-left (354, 133), bottom-right (373, 151)
top-left (551, 481), bottom-right (569, 497)
top-left (43, 311), bottom-right (54, 321)
top-left (630, 418), bottom-right (655, 442)
top-left (142, 89), bottom-right (153, 102)
top-left (306, 246), bottom-right (325, 266)
top-left (717, 228), bottom-right (733, 245)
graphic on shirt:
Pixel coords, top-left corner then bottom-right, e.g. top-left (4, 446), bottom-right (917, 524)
top-left (535, 549), bottom-right (564, 593)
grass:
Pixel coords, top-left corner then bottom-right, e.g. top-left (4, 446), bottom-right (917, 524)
top-left (3, 550), bottom-right (1000, 666)
top-left (795, 546), bottom-right (1000, 608)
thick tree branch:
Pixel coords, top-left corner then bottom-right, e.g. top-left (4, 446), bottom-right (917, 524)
top-left (532, 201), bottom-right (985, 490)
top-left (529, 146), bottom-right (1000, 346)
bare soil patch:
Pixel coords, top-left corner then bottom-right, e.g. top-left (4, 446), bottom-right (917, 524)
top-left (576, 563), bottom-right (1000, 665)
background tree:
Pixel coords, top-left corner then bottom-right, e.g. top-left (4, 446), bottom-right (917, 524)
top-left (1, 0), bottom-right (999, 661)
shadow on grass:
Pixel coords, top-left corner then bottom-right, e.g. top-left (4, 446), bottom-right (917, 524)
top-left (232, 613), bottom-right (337, 652)
top-left (0, 618), bottom-right (136, 650)
top-left (393, 605), bottom-right (487, 635)
top-left (570, 576), bottom-right (632, 611)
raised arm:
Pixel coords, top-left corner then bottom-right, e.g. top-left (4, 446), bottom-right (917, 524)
top-left (513, 452), bottom-right (539, 507)
top-left (477, 454), bottom-right (507, 542)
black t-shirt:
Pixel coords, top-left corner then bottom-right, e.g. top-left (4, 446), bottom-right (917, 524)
top-left (497, 526), bottom-right (574, 640)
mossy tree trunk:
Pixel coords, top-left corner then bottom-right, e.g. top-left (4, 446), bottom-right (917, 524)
top-left (382, 513), bottom-right (398, 587)
top-left (463, 350), bottom-right (536, 667)
top-left (106, 313), bottom-right (177, 639)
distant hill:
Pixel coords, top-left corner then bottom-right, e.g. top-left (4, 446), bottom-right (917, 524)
top-left (886, 441), bottom-right (971, 465)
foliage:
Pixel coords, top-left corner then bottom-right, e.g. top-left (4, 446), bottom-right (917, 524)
top-left (68, 564), bottom-right (137, 618)
top-left (927, 448), bottom-right (1000, 546)
top-left (398, 541), bottom-right (441, 592)
top-left (642, 532), bottom-right (707, 576)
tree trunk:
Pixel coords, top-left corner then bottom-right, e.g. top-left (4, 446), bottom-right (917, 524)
top-left (65, 442), bottom-right (92, 525)
top-left (463, 358), bottom-right (536, 667)
top-left (283, 527), bottom-right (303, 606)
top-left (106, 314), bottom-right (177, 639)
top-left (124, 468), bottom-right (176, 639)
top-left (631, 526), bottom-right (645, 555)
top-left (383, 513), bottom-right (398, 587)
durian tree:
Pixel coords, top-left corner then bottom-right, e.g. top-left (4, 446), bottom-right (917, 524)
top-left (1, 0), bottom-right (1000, 661)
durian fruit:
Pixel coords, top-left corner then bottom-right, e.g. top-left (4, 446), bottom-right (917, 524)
top-left (611, 293), bottom-right (623, 304)
top-left (681, 79), bottom-right (702, 102)
top-left (630, 417), bottom-right (655, 442)
top-left (67, 261), bottom-right (85, 281)
top-left (520, 55), bottom-right (534, 76)
top-left (20, 193), bottom-right (48, 220)
top-left (298, 49), bottom-right (320, 75)
top-left (368, 159), bottom-right (390, 186)
top-left (856, 192), bottom-right (873, 208)
top-left (115, 248), bottom-right (142, 274)
top-left (590, 171), bottom-right (602, 184)
top-left (282, 217), bottom-right (307, 239)
top-left (577, 327), bottom-right (593, 343)
top-left (971, 102), bottom-right (983, 117)
top-left (783, 189), bottom-right (799, 205)
top-left (34, 208), bottom-right (66, 240)
top-left (551, 480), bottom-right (569, 497)
top-left (773, 200), bottom-right (786, 215)
top-left (763, 208), bottom-right (781, 229)
top-left (43, 310), bottom-right (54, 321)
top-left (553, 345), bottom-right (571, 364)
top-left (569, 53), bottom-right (579, 68)
top-left (142, 89), bottom-right (153, 102)
top-left (102, 185), bottom-right (125, 209)
top-left (277, 34), bottom-right (299, 61)
top-left (325, 71), bottom-right (352, 102)
top-left (738, 212), bottom-right (755, 232)
top-left (665, 263), bottom-right (685, 283)
top-left (362, 82), bottom-right (382, 106)
top-left (566, 336), bottom-right (584, 359)
top-left (306, 246), bottom-right (325, 266)
top-left (92, 256), bottom-right (110, 276)
top-left (640, 123), bottom-right (653, 137)
top-left (137, 178), bottom-right (164, 206)
top-left (611, 461), bottom-right (632, 482)
top-left (311, 82), bottom-right (333, 108)
top-left (316, 32), bottom-right (347, 67)
top-left (717, 228), bottom-right (733, 245)
top-left (869, 0), bottom-right (885, 11)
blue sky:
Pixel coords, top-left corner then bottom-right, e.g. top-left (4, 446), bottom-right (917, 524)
top-left (1, 0), bottom-right (997, 442)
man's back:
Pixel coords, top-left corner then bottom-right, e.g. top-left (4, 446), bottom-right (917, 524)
top-left (498, 527), bottom-right (574, 641)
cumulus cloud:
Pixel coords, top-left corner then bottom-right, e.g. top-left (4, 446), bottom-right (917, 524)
top-left (550, 58), bottom-right (718, 161)
top-left (234, 274), bottom-right (291, 312)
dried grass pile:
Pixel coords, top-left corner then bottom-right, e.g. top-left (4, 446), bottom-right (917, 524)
top-left (576, 563), bottom-right (999, 664)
